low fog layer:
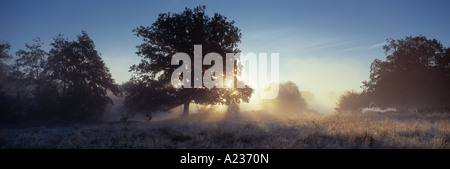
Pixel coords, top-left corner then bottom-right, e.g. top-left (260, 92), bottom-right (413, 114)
top-left (103, 81), bottom-right (318, 122)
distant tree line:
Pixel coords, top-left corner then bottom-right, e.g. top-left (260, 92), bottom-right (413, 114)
top-left (336, 35), bottom-right (450, 113)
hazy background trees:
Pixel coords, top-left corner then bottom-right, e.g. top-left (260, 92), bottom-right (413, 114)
top-left (261, 81), bottom-right (308, 114)
top-left (124, 6), bottom-right (253, 117)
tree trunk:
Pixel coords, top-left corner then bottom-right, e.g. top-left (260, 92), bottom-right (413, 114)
top-left (183, 101), bottom-right (190, 117)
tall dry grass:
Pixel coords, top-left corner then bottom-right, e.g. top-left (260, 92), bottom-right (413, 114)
top-left (1, 111), bottom-right (449, 149)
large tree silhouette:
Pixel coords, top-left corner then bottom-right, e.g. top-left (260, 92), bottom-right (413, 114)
top-left (126, 6), bottom-right (253, 116)
top-left (363, 35), bottom-right (450, 112)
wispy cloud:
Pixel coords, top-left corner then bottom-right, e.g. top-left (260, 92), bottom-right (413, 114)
top-left (370, 41), bottom-right (387, 49)
top-left (308, 38), bottom-right (364, 51)
top-left (242, 27), bottom-right (369, 56)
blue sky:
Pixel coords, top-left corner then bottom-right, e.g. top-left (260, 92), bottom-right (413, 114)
top-left (1, 0), bottom-right (450, 112)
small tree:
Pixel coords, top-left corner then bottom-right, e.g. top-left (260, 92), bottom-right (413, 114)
top-left (261, 81), bottom-right (307, 114)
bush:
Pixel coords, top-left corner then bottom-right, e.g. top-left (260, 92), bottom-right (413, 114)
top-left (335, 90), bottom-right (369, 113)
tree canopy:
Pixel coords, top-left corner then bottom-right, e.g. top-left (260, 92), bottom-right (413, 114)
top-left (14, 38), bottom-right (47, 83)
top-left (125, 6), bottom-right (253, 116)
top-left (40, 31), bottom-right (120, 121)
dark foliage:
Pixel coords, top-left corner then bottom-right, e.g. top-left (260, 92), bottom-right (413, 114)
top-left (0, 32), bottom-right (119, 123)
top-left (41, 31), bottom-right (119, 121)
top-left (125, 6), bottom-right (253, 116)
top-left (363, 36), bottom-right (450, 112)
